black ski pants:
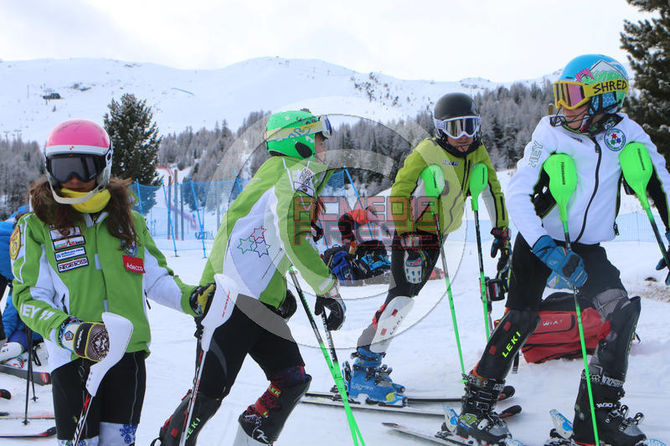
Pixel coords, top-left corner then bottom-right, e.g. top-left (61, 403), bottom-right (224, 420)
top-left (197, 294), bottom-right (304, 400)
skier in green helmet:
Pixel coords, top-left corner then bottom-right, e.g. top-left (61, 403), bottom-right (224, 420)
top-left (154, 110), bottom-right (345, 446)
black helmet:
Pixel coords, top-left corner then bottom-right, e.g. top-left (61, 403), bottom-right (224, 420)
top-left (433, 92), bottom-right (481, 157)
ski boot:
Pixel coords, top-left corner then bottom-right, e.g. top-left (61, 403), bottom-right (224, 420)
top-left (342, 347), bottom-right (406, 406)
top-left (455, 373), bottom-right (513, 445)
top-left (572, 374), bottom-right (646, 446)
top-left (150, 390), bottom-right (221, 446)
top-left (237, 375), bottom-right (312, 445)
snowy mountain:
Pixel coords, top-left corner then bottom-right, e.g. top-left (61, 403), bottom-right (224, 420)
top-left (0, 57), bottom-right (559, 143)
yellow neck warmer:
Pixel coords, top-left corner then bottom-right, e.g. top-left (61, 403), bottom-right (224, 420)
top-left (60, 188), bottom-right (111, 213)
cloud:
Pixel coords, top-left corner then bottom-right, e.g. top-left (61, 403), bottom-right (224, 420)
top-left (0, 0), bottom-right (652, 81)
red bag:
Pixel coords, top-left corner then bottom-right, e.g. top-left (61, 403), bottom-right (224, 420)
top-left (522, 293), bottom-right (605, 364)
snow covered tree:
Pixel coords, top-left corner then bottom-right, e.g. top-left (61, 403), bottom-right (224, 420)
top-left (621, 0), bottom-right (670, 158)
top-left (103, 94), bottom-right (161, 185)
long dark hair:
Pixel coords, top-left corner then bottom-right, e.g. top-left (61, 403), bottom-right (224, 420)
top-left (30, 178), bottom-right (138, 246)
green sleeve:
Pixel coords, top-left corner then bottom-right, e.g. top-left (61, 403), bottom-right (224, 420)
top-left (11, 216), bottom-right (69, 342)
top-left (138, 215), bottom-right (198, 316)
top-left (277, 166), bottom-right (335, 295)
top-left (390, 148), bottom-right (429, 235)
top-left (475, 146), bottom-right (509, 228)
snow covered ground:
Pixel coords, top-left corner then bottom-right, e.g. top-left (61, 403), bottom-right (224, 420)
top-left (1, 225), bottom-right (669, 444)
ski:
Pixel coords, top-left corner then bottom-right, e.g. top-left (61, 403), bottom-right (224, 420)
top-left (302, 394), bottom-right (445, 416)
top-left (306, 384), bottom-right (515, 405)
top-left (0, 363), bottom-right (51, 385)
top-left (0, 411), bottom-right (56, 420)
top-left (304, 391), bottom-right (522, 419)
top-left (383, 408), bottom-right (524, 445)
top-left (0, 388), bottom-right (11, 399)
top-left (545, 409), bottom-right (666, 446)
top-left (0, 426), bottom-right (57, 438)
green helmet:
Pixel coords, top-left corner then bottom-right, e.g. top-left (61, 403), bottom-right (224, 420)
top-left (265, 110), bottom-right (332, 159)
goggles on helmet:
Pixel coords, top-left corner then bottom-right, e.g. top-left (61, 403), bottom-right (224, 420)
top-left (47, 154), bottom-right (106, 184)
top-left (433, 116), bottom-right (481, 139)
top-left (265, 115), bottom-right (332, 142)
top-left (553, 79), bottom-right (629, 110)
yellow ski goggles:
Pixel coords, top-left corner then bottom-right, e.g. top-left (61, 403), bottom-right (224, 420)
top-left (553, 79), bottom-right (629, 110)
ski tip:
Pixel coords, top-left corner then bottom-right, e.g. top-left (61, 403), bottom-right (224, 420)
top-left (500, 404), bottom-right (522, 418)
top-left (0, 411), bottom-right (8, 417)
top-left (0, 389), bottom-right (11, 399)
top-left (46, 426), bottom-right (58, 437)
top-left (382, 422), bottom-right (400, 428)
top-left (500, 384), bottom-right (515, 399)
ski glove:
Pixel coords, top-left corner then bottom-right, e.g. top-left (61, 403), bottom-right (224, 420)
top-left (403, 249), bottom-right (427, 284)
top-left (490, 227), bottom-right (510, 258)
top-left (531, 235), bottom-right (588, 289)
top-left (190, 283), bottom-right (216, 317)
top-left (653, 230), bottom-right (670, 285)
top-left (58, 317), bottom-right (109, 362)
top-left (315, 285), bottom-right (346, 331)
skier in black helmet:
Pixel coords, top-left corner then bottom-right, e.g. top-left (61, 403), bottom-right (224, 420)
top-left (344, 92), bottom-right (510, 405)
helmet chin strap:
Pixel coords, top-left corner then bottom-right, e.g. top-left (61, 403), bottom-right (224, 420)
top-left (50, 184), bottom-right (103, 205)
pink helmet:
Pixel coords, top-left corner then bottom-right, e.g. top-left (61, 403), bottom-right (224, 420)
top-left (44, 119), bottom-right (113, 203)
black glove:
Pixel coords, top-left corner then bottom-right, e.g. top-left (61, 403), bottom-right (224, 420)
top-left (190, 283), bottom-right (216, 317)
top-left (311, 222), bottom-right (324, 242)
top-left (315, 286), bottom-right (346, 331)
top-left (490, 227), bottom-right (510, 258)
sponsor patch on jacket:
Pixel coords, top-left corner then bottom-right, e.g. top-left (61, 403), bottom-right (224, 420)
top-left (54, 247), bottom-right (86, 262)
top-left (53, 235), bottom-right (85, 250)
top-left (123, 255), bottom-right (145, 273)
top-left (604, 128), bottom-right (626, 151)
top-left (121, 240), bottom-right (138, 256)
top-left (293, 167), bottom-right (315, 197)
top-left (57, 257), bottom-right (89, 273)
top-left (9, 226), bottom-right (21, 261)
top-left (49, 227), bottom-right (81, 241)
top-left (442, 160), bottom-right (459, 167)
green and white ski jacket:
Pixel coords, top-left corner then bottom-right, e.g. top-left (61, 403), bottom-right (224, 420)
top-left (509, 114), bottom-right (670, 247)
top-left (200, 156), bottom-right (335, 309)
top-left (390, 138), bottom-right (508, 237)
top-left (11, 210), bottom-right (197, 372)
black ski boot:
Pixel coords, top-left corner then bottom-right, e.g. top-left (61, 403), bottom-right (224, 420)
top-left (151, 390), bottom-right (221, 446)
top-left (454, 373), bottom-right (512, 444)
top-left (572, 373), bottom-right (646, 446)
top-left (237, 375), bottom-right (311, 445)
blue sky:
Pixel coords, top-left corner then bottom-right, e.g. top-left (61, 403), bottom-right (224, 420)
top-left (0, 0), bottom-right (651, 82)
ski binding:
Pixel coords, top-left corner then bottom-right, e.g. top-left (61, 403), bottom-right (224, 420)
top-left (546, 409), bottom-right (666, 446)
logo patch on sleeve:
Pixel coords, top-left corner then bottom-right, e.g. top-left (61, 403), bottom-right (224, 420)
top-left (9, 226), bottom-right (21, 261)
top-left (604, 128), bottom-right (626, 151)
top-left (57, 257), bottom-right (89, 273)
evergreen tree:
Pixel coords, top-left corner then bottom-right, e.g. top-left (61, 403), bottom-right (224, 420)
top-left (103, 94), bottom-right (162, 185)
top-left (621, 0), bottom-right (670, 157)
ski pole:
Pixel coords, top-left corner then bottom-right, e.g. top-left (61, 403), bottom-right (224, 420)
top-left (469, 163), bottom-right (492, 339)
top-left (619, 142), bottom-right (670, 268)
top-left (288, 267), bottom-right (365, 446)
top-left (543, 153), bottom-right (600, 446)
top-left (72, 313), bottom-right (133, 445)
top-left (419, 165), bottom-right (466, 378)
top-left (23, 326), bottom-right (36, 426)
top-left (179, 274), bottom-right (237, 446)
